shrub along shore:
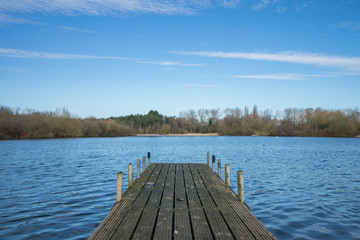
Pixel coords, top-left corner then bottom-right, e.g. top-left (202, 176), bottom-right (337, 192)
top-left (0, 105), bottom-right (359, 139)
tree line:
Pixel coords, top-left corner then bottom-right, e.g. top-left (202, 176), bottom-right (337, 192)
top-left (0, 106), bottom-right (134, 139)
top-left (1, 105), bottom-right (359, 139)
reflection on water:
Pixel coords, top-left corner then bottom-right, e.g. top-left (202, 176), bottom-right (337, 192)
top-left (0, 137), bottom-right (359, 239)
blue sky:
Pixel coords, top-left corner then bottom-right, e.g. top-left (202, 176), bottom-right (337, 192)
top-left (0, 0), bottom-right (359, 118)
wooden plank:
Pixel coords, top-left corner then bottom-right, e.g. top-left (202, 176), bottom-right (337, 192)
top-left (196, 164), bottom-right (277, 240)
top-left (153, 164), bottom-right (176, 240)
top-left (90, 162), bottom-right (277, 240)
top-left (183, 164), bottom-right (213, 240)
top-left (189, 164), bottom-right (234, 240)
top-left (132, 164), bottom-right (170, 240)
top-left (88, 164), bottom-right (157, 240)
top-left (196, 164), bottom-right (255, 240)
top-left (111, 164), bottom-right (164, 239)
top-left (174, 164), bottom-right (192, 240)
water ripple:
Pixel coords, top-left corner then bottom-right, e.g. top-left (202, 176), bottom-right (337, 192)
top-left (0, 137), bottom-right (359, 239)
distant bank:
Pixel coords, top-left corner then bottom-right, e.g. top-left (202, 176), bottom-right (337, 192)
top-left (138, 133), bottom-right (360, 137)
top-left (136, 133), bottom-right (219, 136)
top-left (1, 105), bottom-right (359, 139)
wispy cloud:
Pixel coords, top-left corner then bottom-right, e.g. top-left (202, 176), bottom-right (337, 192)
top-left (174, 50), bottom-right (360, 72)
top-left (0, 48), bottom-right (138, 61)
top-left (0, 1), bottom-right (190, 16)
top-left (0, 13), bottom-right (39, 25)
top-left (222, 0), bottom-right (242, 8)
top-left (0, 48), bottom-right (201, 68)
top-left (233, 73), bottom-right (334, 80)
top-left (251, 0), bottom-right (288, 13)
top-left (251, 0), bottom-right (274, 11)
top-left (0, 0), bottom-right (318, 25)
top-left (335, 21), bottom-right (360, 31)
top-left (0, 0), bottom-right (243, 21)
top-left (253, 0), bottom-right (316, 13)
top-left (137, 60), bottom-right (202, 67)
top-left (56, 25), bottom-right (99, 34)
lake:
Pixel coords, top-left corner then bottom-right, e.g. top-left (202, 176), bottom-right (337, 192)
top-left (0, 136), bottom-right (359, 239)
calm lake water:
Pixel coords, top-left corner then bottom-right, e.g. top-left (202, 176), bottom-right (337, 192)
top-left (0, 136), bottom-right (359, 240)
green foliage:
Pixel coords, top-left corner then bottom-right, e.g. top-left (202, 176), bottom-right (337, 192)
top-left (113, 110), bottom-right (166, 134)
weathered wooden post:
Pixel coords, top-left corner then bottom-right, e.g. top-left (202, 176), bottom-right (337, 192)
top-left (142, 156), bottom-right (146, 172)
top-left (225, 164), bottom-right (230, 188)
top-left (237, 170), bottom-right (244, 203)
top-left (147, 152), bottom-right (151, 165)
top-left (116, 172), bottom-right (123, 202)
top-left (207, 152), bottom-right (210, 166)
top-left (137, 158), bottom-right (140, 179)
top-left (218, 159), bottom-right (221, 176)
top-left (128, 163), bottom-right (133, 188)
top-left (212, 155), bottom-right (215, 171)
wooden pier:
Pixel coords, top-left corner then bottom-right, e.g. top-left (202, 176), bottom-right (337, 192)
top-left (89, 163), bottom-right (277, 240)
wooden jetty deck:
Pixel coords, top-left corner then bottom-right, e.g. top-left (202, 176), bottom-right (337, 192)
top-left (89, 163), bottom-right (277, 240)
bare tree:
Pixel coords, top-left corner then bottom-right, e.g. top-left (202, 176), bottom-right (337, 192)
top-left (197, 109), bottom-right (207, 133)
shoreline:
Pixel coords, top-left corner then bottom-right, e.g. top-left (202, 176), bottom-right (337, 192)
top-left (136, 133), bottom-right (220, 137)
top-left (1, 134), bottom-right (360, 140)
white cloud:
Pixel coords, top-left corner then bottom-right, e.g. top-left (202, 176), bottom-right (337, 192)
top-left (250, 0), bottom-right (287, 12)
top-left (0, 48), bottom-right (138, 60)
top-left (0, 48), bottom-right (201, 68)
top-left (0, 0), bottom-right (318, 24)
top-left (0, 0), bottom-right (188, 15)
top-left (155, 61), bottom-right (180, 66)
top-left (0, 0), bottom-right (243, 20)
top-left (137, 60), bottom-right (202, 67)
top-left (0, 1), bottom-right (193, 24)
top-left (251, 0), bottom-right (272, 10)
top-left (335, 21), bottom-right (360, 31)
top-left (174, 50), bottom-right (360, 72)
top-left (233, 73), bottom-right (334, 80)
top-left (0, 13), bottom-right (39, 25)
top-left (56, 25), bottom-right (99, 34)
top-left (221, 0), bottom-right (242, 8)
top-left (181, 63), bottom-right (203, 67)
